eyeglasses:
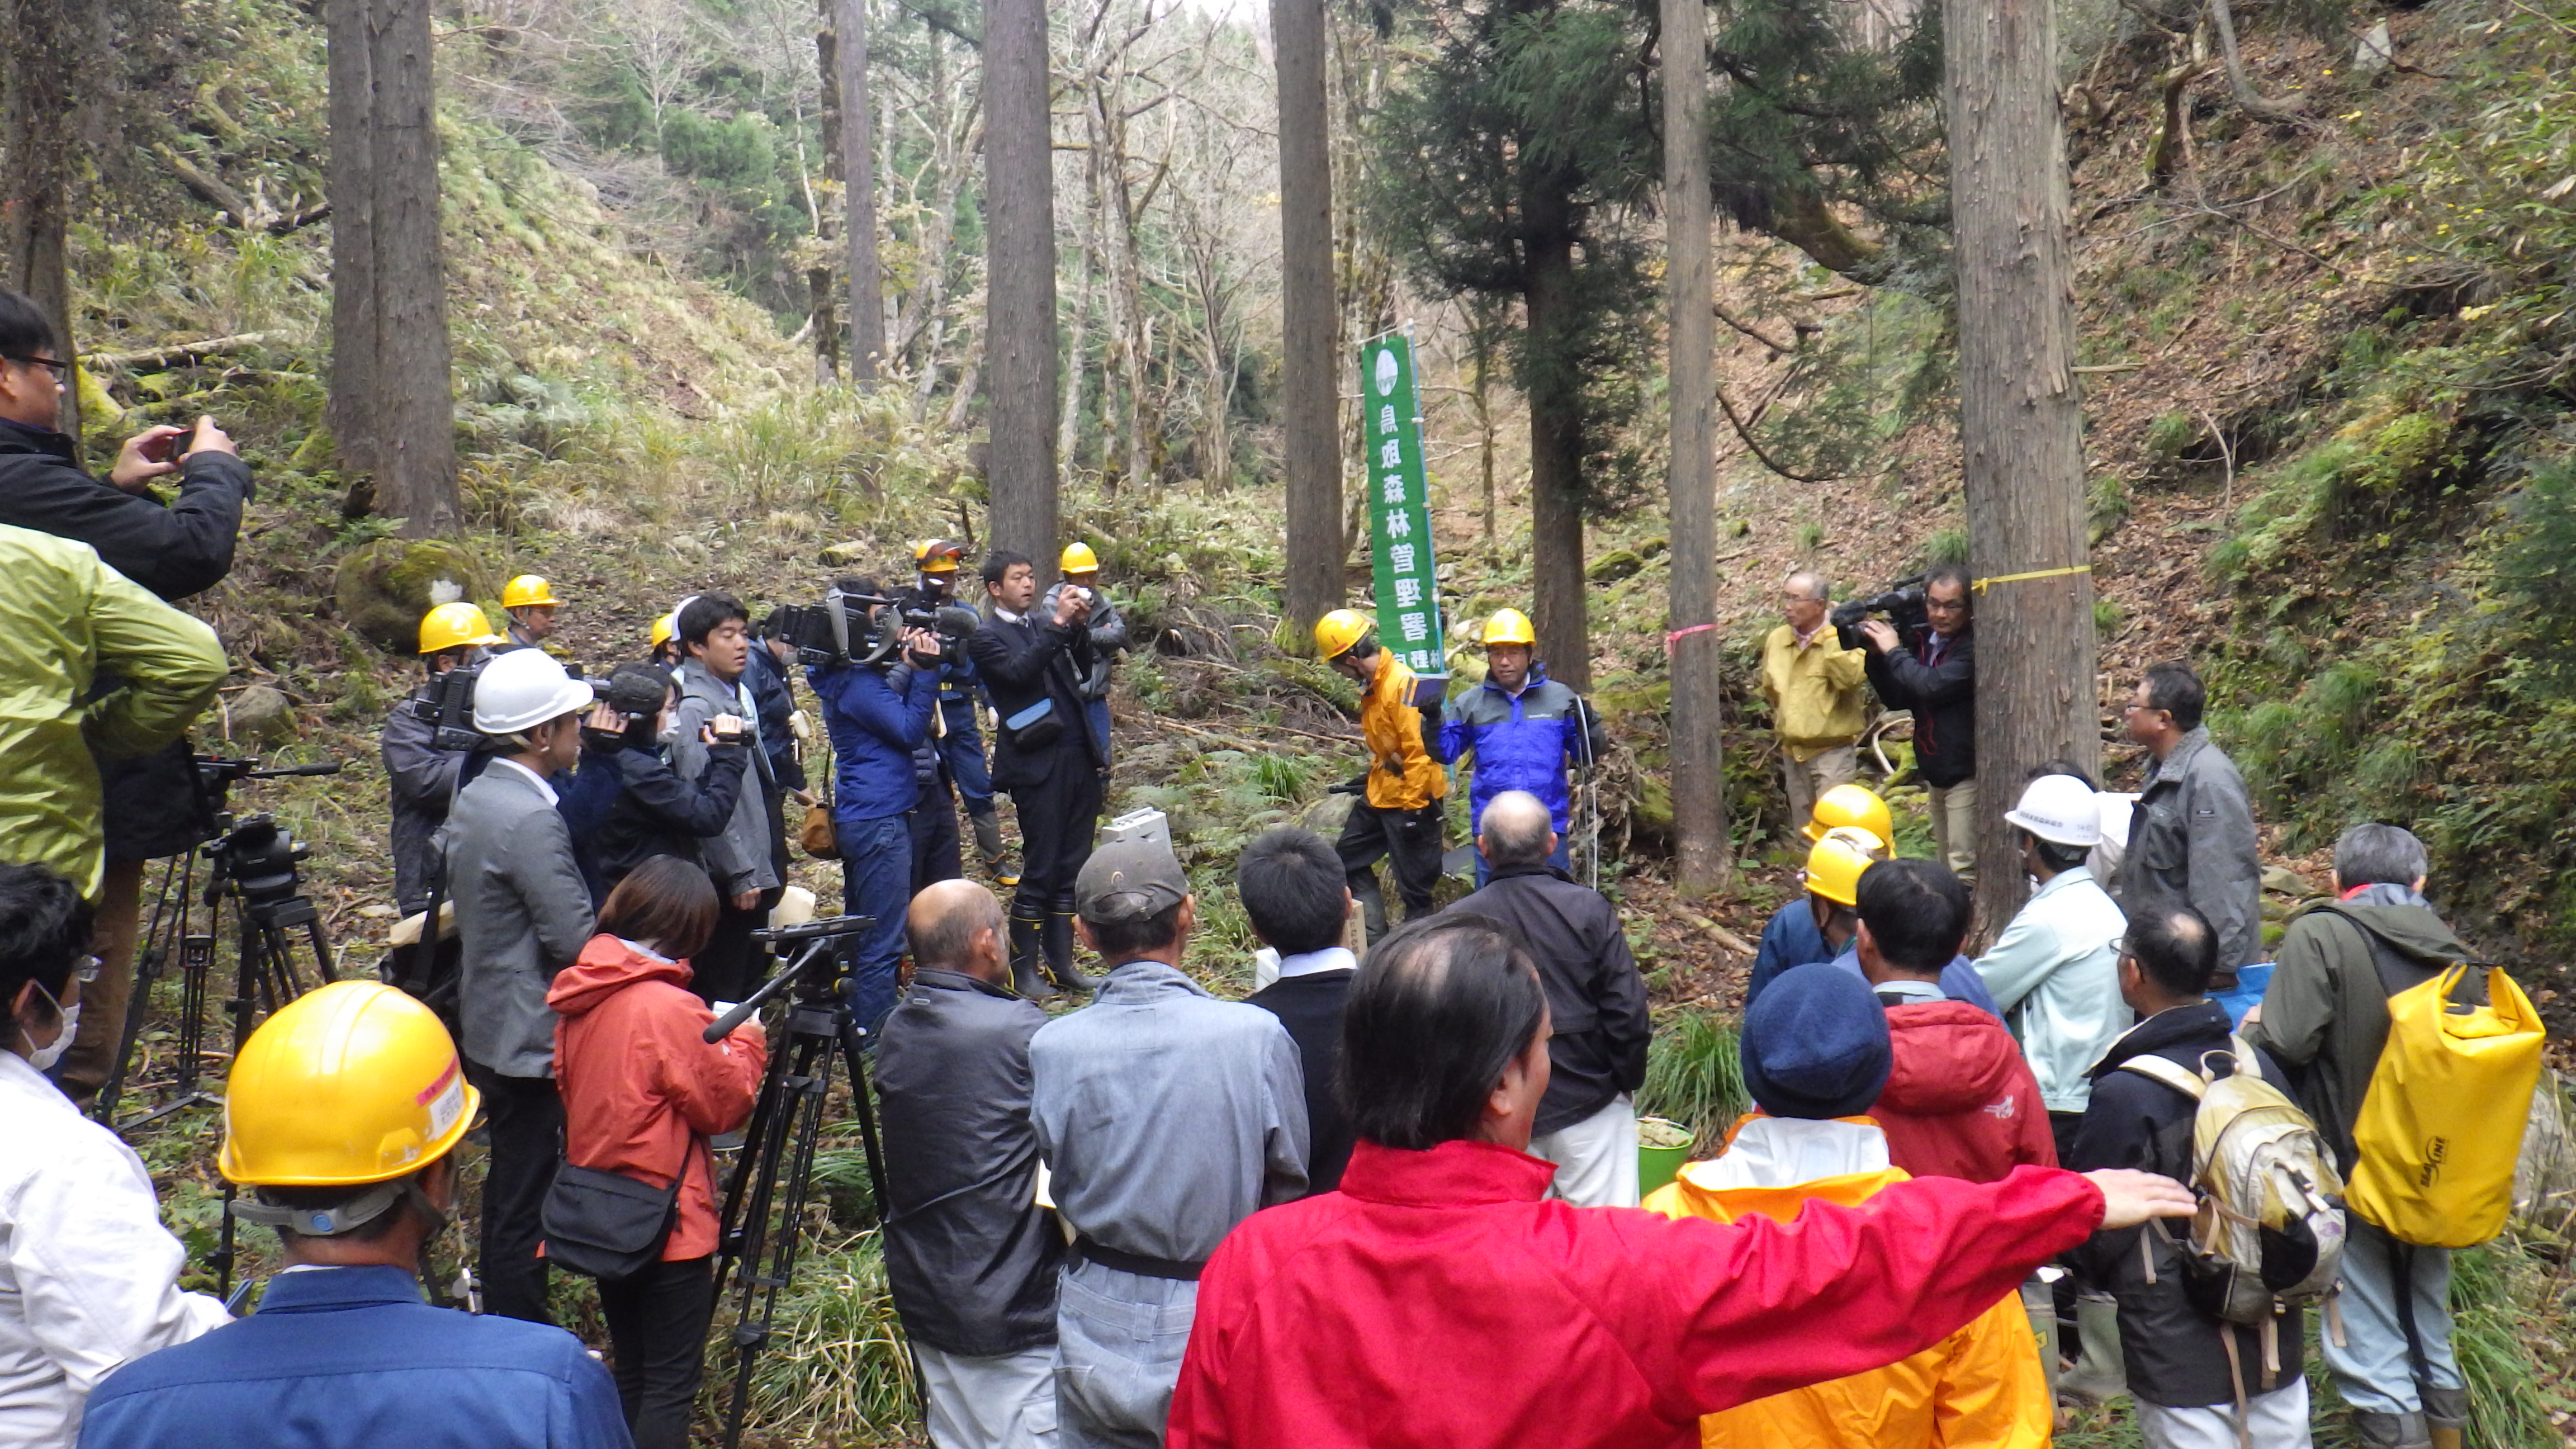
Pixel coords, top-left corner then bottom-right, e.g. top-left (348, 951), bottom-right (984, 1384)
top-left (74, 955), bottom-right (101, 983)
top-left (7, 355), bottom-right (69, 381)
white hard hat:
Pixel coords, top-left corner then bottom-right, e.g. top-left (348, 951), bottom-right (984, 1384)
top-left (2004, 773), bottom-right (2103, 847)
top-left (471, 648), bottom-right (594, 736)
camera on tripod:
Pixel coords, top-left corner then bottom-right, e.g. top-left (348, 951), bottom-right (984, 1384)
top-left (206, 815), bottom-right (308, 913)
top-left (765, 584), bottom-right (978, 669)
top-left (1830, 572), bottom-right (1931, 643)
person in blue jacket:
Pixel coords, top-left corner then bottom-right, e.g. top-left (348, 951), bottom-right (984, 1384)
top-left (1422, 608), bottom-right (1608, 885)
top-left (79, 979), bottom-right (633, 1449)
top-left (893, 540), bottom-right (1011, 879)
top-left (807, 579), bottom-right (944, 1030)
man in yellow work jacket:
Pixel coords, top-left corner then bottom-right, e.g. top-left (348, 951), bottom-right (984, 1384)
top-left (1647, 962), bottom-right (2051, 1449)
top-left (1761, 570), bottom-right (1869, 840)
top-left (1315, 610), bottom-right (1447, 941)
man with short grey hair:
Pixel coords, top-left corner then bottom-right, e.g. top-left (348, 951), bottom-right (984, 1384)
top-left (1447, 791), bottom-right (1651, 1207)
top-left (1760, 570), bottom-right (1868, 836)
top-left (2243, 823), bottom-right (2474, 1449)
top-left (1030, 840), bottom-right (1306, 1446)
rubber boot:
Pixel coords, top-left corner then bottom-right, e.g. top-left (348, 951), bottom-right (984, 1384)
top-left (2351, 1410), bottom-right (2432, 1449)
top-left (2055, 1294), bottom-right (2129, 1406)
top-left (1008, 913), bottom-right (1055, 1002)
top-left (972, 810), bottom-right (1007, 870)
top-left (1352, 877), bottom-right (1391, 944)
top-left (2422, 1386), bottom-right (2467, 1449)
top-left (1044, 912), bottom-right (1099, 996)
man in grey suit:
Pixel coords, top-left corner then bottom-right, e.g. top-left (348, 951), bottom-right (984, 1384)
top-left (669, 591), bottom-right (781, 1005)
top-left (444, 647), bottom-right (596, 1324)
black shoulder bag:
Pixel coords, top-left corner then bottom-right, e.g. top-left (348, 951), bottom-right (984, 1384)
top-left (542, 1162), bottom-right (683, 1282)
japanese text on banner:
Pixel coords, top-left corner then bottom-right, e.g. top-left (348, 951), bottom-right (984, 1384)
top-left (1360, 333), bottom-right (1445, 676)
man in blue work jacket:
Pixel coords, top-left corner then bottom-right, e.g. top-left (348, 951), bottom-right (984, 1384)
top-left (1422, 608), bottom-right (1609, 885)
top-left (808, 578), bottom-right (945, 1032)
top-left (79, 980), bottom-right (632, 1449)
top-left (893, 539), bottom-right (1012, 880)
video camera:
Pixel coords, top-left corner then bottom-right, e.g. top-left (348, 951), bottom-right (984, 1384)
top-left (764, 583), bottom-right (979, 670)
top-left (1830, 572), bottom-right (1930, 645)
top-left (414, 654), bottom-right (614, 751)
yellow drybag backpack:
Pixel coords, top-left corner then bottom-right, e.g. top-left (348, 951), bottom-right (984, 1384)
top-left (2347, 965), bottom-right (2546, 1247)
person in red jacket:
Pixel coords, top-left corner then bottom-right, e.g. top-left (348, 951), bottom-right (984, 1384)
top-left (548, 856), bottom-right (769, 1449)
top-left (1846, 859), bottom-right (2058, 1183)
top-left (1165, 912), bottom-right (2194, 1449)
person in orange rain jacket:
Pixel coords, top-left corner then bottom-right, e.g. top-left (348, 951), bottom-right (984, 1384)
top-left (1646, 962), bottom-right (2052, 1449)
top-left (547, 855), bottom-right (768, 1449)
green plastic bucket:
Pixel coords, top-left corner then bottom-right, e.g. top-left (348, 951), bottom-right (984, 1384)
top-left (1636, 1116), bottom-right (1694, 1197)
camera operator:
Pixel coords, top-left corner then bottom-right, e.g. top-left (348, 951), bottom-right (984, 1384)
top-left (444, 649), bottom-right (598, 1325)
top-left (804, 578), bottom-right (943, 1031)
top-left (1041, 541), bottom-right (1129, 769)
top-left (383, 603), bottom-right (506, 921)
top-left (1760, 571), bottom-right (1869, 844)
top-left (896, 540), bottom-right (1010, 878)
top-left (668, 594), bottom-right (782, 1008)
top-left (0, 289), bottom-right (256, 1107)
top-left (574, 664), bottom-right (752, 905)
top-left (969, 551), bottom-right (1106, 1000)
top-left (1856, 564), bottom-right (1977, 877)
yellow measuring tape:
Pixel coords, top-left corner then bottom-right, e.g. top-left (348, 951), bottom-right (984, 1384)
top-left (1972, 563), bottom-right (2092, 595)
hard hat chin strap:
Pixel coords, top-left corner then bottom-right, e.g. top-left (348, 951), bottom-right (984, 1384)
top-left (232, 1176), bottom-right (448, 1238)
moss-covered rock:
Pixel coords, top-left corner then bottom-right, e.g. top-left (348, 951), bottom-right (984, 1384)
top-left (334, 538), bottom-right (496, 653)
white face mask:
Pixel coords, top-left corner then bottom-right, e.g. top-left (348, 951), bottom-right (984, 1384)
top-left (21, 982), bottom-right (77, 1073)
top-left (656, 714), bottom-right (681, 747)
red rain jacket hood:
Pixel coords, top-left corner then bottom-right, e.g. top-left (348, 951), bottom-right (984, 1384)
top-left (1868, 1000), bottom-right (2059, 1184)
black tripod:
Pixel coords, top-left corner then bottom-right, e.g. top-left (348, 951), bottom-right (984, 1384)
top-left (705, 914), bottom-right (915, 1448)
top-left (98, 759), bottom-right (342, 1131)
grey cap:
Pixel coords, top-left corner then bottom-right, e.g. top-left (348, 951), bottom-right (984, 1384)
top-left (1075, 839), bottom-right (1190, 924)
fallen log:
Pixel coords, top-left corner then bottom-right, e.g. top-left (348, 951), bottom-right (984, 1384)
top-left (80, 333), bottom-right (278, 371)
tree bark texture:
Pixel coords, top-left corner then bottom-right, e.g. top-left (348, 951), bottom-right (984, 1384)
top-left (328, 0), bottom-right (459, 536)
top-left (982, 0), bottom-right (1058, 574)
top-left (1944, 0), bottom-right (2096, 931)
top-left (813, 21), bottom-right (846, 385)
top-left (1276, 0), bottom-right (1341, 644)
top-left (1522, 186), bottom-right (1590, 692)
top-left (2, 0), bottom-right (83, 442)
top-left (836, 0), bottom-right (885, 380)
top-left (1663, 0), bottom-right (1729, 895)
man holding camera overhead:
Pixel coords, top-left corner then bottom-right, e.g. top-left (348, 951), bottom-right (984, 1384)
top-left (1858, 564), bottom-right (1977, 877)
top-left (1759, 571), bottom-right (1870, 842)
top-left (0, 288), bottom-right (257, 1106)
top-left (970, 551), bottom-right (1107, 1001)
top-left (806, 577), bottom-right (944, 1032)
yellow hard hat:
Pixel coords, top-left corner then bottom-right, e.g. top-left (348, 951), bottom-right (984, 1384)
top-left (1802, 783), bottom-right (1895, 848)
top-left (1484, 608), bottom-right (1536, 647)
top-left (1061, 541), bottom-right (1101, 575)
top-left (915, 539), bottom-right (964, 573)
top-left (501, 574), bottom-right (560, 610)
top-left (1314, 609), bottom-right (1373, 661)
top-left (1802, 826), bottom-right (1888, 907)
top-left (219, 981), bottom-right (481, 1188)
top-left (649, 612), bottom-right (678, 650)
top-left (418, 602), bottom-right (504, 655)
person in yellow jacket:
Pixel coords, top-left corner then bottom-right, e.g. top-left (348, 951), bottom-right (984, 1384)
top-left (1645, 962), bottom-right (2052, 1449)
top-left (0, 524), bottom-right (228, 901)
top-left (1315, 610), bottom-right (1447, 940)
top-left (1761, 571), bottom-right (1870, 842)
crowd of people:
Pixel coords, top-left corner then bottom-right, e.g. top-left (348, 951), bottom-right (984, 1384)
top-left (0, 277), bottom-right (2544, 1449)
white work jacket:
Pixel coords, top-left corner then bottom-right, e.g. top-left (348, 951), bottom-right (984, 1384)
top-left (0, 1052), bottom-right (226, 1447)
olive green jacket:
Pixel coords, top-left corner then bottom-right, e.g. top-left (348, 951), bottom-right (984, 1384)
top-left (0, 524), bottom-right (228, 897)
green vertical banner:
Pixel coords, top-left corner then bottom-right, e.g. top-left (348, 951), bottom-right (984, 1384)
top-left (1359, 330), bottom-right (1446, 689)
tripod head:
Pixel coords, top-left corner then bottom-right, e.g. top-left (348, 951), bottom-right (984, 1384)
top-left (703, 913), bottom-right (879, 1043)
